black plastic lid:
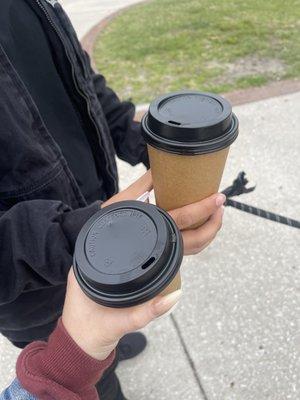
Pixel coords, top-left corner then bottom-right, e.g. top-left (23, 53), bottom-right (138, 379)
top-left (73, 201), bottom-right (183, 308)
top-left (142, 91), bottom-right (239, 155)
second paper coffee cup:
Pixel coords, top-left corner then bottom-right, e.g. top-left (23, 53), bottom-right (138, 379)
top-left (73, 200), bottom-right (183, 308)
top-left (142, 91), bottom-right (239, 226)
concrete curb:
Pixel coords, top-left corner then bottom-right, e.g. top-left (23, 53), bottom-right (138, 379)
top-left (81, 4), bottom-right (300, 109)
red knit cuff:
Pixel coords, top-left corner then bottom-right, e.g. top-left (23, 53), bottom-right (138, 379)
top-left (16, 319), bottom-right (115, 400)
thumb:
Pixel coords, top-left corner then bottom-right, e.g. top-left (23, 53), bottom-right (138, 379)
top-left (152, 290), bottom-right (182, 318)
top-left (126, 290), bottom-right (182, 332)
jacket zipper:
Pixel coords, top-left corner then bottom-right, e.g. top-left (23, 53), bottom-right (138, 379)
top-left (35, 0), bottom-right (117, 190)
top-left (44, 0), bottom-right (58, 6)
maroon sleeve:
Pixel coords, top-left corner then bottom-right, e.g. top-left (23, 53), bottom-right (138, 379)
top-left (16, 319), bottom-right (115, 400)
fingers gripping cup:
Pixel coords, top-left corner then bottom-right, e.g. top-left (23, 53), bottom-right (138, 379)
top-left (73, 201), bottom-right (183, 308)
top-left (142, 91), bottom-right (239, 226)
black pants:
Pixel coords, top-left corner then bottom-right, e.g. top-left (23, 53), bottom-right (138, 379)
top-left (95, 349), bottom-right (124, 400)
top-left (13, 340), bottom-right (123, 400)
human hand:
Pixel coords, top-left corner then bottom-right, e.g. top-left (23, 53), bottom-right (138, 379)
top-left (103, 170), bottom-right (224, 256)
top-left (63, 173), bottom-right (223, 361)
top-left (62, 270), bottom-right (181, 361)
top-left (168, 194), bottom-right (225, 255)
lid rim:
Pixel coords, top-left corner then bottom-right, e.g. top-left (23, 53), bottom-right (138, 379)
top-left (142, 113), bottom-right (239, 155)
top-left (73, 202), bottom-right (183, 308)
top-left (149, 90), bottom-right (232, 130)
top-left (73, 235), bottom-right (182, 308)
top-left (141, 91), bottom-right (239, 155)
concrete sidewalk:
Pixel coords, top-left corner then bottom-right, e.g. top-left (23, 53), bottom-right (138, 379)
top-left (0, 1), bottom-right (299, 399)
top-left (59, 0), bottom-right (145, 39)
top-left (117, 92), bottom-right (300, 400)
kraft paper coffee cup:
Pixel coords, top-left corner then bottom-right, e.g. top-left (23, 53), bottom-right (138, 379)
top-left (142, 91), bottom-right (239, 227)
top-left (73, 201), bottom-right (183, 308)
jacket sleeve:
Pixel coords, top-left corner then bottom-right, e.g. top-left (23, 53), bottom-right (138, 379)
top-left (0, 320), bottom-right (115, 400)
top-left (16, 319), bottom-right (115, 400)
top-left (84, 52), bottom-right (150, 168)
top-left (0, 200), bottom-right (99, 305)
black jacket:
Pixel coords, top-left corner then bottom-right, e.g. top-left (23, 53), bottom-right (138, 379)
top-left (0, 0), bottom-right (148, 343)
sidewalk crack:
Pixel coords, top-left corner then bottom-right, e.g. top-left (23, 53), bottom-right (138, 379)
top-left (170, 314), bottom-right (209, 400)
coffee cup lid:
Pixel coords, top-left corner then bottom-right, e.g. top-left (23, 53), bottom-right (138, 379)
top-left (73, 201), bottom-right (183, 308)
top-left (142, 91), bottom-right (239, 155)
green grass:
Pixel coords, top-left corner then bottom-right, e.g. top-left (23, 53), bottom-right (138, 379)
top-left (94, 0), bottom-right (300, 104)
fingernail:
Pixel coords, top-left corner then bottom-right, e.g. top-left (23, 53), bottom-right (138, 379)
top-left (216, 194), bottom-right (226, 207)
top-left (153, 290), bottom-right (182, 317)
top-left (155, 302), bottom-right (180, 320)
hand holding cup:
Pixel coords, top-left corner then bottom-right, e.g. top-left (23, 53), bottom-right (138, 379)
top-left (67, 173), bottom-right (225, 361)
top-left (62, 269), bottom-right (182, 361)
top-left (103, 171), bottom-right (225, 256)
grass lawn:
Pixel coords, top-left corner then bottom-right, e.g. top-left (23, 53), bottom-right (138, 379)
top-left (94, 0), bottom-right (300, 104)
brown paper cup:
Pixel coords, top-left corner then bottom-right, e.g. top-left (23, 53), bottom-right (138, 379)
top-left (142, 91), bottom-right (239, 228)
top-left (148, 144), bottom-right (229, 226)
top-left (161, 272), bottom-right (182, 296)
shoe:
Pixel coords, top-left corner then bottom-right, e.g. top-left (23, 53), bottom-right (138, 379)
top-left (96, 369), bottom-right (127, 400)
top-left (115, 391), bottom-right (128, 400)
top-left (118, 332), bottom-right (147, 362)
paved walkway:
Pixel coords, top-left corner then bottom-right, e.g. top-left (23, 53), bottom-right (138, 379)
top-left (60, 0), bottom-right (145, 39)
top-left (0, 2), bottom-right (299, 399)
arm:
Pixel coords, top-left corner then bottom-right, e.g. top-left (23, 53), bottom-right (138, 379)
top-left (16, 318), bottom-right (115, 400)
top-left (1, 267), bottom-right (175, 400)
top-left (84, 52), bottom-right (150, 168)
top-left (1, 171), bottom-right (224, 400)
top-left (5, 267), bottom-right (177, 400)
top-left (0, 318), bottom-right (116, 400)
top-left (0, 200), bottom-right (99, 305)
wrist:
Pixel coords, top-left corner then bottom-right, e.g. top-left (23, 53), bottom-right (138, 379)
top-left (17, 319), bottom-right (116, 399)
top-left (62, 312), bottom-right (118, 361)
top-left (80, 340), bottom-right (119, 361)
